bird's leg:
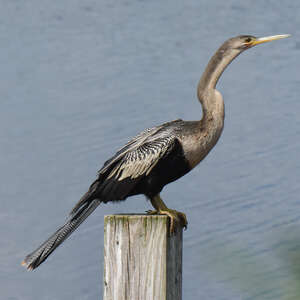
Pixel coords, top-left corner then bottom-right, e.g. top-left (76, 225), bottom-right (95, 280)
top-left (146, 194), bottom-right (188, 234)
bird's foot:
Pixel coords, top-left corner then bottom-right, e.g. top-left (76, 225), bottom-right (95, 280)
top-left (146, 209), bottom-right (188, 234)
top-left (146, 209), bottom-right (158, 215)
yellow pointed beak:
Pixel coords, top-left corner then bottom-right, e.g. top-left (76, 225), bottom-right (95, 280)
top-left (251, 34), bottom-right (291, 46)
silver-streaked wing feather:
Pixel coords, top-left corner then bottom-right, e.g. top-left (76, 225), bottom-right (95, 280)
top-left (99, 125), bottom-right (163, 175)
top-left (106, 135), bottom-right (175, 181)
top-left (98, 119), bottom-right (182, 177)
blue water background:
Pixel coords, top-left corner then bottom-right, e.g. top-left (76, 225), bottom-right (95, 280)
top-left (1, 1), bottom-right (299, 299)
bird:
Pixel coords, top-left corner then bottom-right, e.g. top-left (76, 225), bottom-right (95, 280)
top-left (22, 34), bottom-right (290, 270)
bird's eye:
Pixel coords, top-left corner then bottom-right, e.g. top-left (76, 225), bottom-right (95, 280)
top-left (245, 37), bottom-right (252, 43)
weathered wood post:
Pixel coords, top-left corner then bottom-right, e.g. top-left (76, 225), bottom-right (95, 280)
top-left (103, 214), bottom-right (182, 300)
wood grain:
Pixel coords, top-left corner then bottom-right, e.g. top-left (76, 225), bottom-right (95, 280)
top-left (103, 215), bottom-right (182, 300)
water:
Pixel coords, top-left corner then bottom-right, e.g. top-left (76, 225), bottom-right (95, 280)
top-left (1, 1), bottom-right (299, 299)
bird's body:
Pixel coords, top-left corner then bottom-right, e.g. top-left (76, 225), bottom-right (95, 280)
top-left (22, 34), bottom-right (289, 270)
top-left (94, 115), bottom-right (223, 202)
top-left (97, 119), bottom-right (192, 201)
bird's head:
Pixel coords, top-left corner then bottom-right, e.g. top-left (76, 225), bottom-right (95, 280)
top-left (198, 33), bottom-right (290, 92)
top-left (225, 34), bottom-right (291, 51)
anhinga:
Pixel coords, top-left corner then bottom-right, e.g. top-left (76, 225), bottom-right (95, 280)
top-left (22, 34), bottom-right (290, 270)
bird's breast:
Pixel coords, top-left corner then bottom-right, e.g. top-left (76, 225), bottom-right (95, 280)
top-left (180, 118), bottom-right (224, 169)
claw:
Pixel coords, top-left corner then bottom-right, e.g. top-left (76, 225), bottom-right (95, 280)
top-left (146, 210), bottom-right (158, 215)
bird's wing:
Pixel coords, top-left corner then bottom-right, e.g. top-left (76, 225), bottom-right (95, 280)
top-left (97, 133), bottom-right (176, 202)
top-left (70, 120), bottom-right (182, 213)
top-left (105, 134), bottom-right (175, 181)
top-left (98, 119), bottom-right (182, 176)
top-left (94, 120), bottom-right (184, 202)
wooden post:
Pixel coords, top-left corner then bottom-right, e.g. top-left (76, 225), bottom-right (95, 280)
top-left (103, 214), bottom-right (182, 300)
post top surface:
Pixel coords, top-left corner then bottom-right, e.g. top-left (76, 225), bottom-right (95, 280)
top-left (104, 214), bottom-right (169, 220)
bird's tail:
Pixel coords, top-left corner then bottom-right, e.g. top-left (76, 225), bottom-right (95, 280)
top-left (21, 199), bottom-right (100, 270)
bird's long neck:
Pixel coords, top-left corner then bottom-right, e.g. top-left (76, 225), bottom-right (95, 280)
top-left (197, 43), bottom-right (242, 120)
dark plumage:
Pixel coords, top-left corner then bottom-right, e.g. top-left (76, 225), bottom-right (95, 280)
top-left (96, 119), bottom-right (190, 201)
top-left (22, 34), bottom-right (289, 270)
top-left (23, 120), bottom-right (191, 269)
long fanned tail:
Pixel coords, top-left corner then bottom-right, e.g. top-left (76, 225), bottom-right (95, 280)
top-left (22, 199), bottom-right (100, 270)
